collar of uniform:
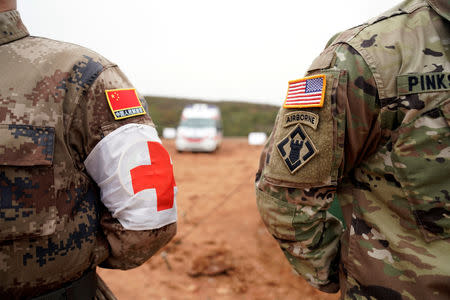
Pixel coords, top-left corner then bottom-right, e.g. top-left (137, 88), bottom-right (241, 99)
top-left (0, 10), bottom-right (29, 45)
top-left (426, 0), bottom-right (450, 21)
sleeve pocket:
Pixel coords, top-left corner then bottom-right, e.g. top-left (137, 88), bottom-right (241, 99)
top-left (256, 186), bottom-right (297, 241)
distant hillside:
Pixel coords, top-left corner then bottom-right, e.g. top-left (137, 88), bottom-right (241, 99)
top-left (145, 96), bottom-right (279, 137)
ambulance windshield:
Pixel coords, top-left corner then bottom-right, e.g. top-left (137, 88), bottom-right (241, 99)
top-left (179, 118), bottom-right (217, 128)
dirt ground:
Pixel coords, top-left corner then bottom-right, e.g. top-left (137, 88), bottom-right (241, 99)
top-left (98, 138), bottom-right (340, 300)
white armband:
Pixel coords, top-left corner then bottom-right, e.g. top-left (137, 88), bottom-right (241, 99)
top-left (84, 123), bottom-right (177, 230)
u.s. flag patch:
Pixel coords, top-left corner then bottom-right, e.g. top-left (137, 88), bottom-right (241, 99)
top-left (283, 75), bottom-right (326, 109)
top-left (105, 88), bottom-right (146, 120)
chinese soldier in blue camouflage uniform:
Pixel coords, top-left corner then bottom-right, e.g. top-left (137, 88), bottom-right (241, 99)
top-left (256, 0), bottom-right (449, 299)
top-left (0, 0), bottom-right (178, 299)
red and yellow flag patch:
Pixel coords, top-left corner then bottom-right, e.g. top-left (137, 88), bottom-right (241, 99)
top-left (105, 88), bottom-right (146, 120)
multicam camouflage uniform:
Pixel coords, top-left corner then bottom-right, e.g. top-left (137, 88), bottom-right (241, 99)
top-left (256, 0), bottom-right (449, 299)
top-left (0, 10), bottom-right (176, 299)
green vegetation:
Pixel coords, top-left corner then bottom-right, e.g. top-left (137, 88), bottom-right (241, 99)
top-left (145, 96), bottom-right (279, 137)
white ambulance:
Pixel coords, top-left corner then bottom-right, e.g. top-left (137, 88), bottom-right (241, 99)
top-left (175, 104), bottom-right (223, 152)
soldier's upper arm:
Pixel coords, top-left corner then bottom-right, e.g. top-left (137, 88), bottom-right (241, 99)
top-left (68, 65), bottom-right (177, 268)
top-left (68, 65), bottom-right (154, 162)
top-left (255, 29), bottom-right (382, 293)
top-left (255, 43), bottom-right (349, 292)
top-left (262, 49), bottom-right (347, 190)
top-left (261, 41), bottom-right (380, 191)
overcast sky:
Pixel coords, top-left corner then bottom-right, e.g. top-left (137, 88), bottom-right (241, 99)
top-left (19, 0), bottom-right (399, 105)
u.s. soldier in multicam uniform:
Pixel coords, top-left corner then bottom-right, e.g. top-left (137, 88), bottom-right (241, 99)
top-left (0, 0), bottom-right (178, 299)
top-left (256, 0), bottom-right (449, 299)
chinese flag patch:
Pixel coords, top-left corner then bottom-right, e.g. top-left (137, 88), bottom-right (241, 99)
top-left (105, 88), bottom-right (146, 120)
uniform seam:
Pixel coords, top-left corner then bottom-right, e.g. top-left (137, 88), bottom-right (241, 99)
top-left (263, 176), bottom-right (336, 189)
top-left (0, 32), bottom-right (28, 45)
top-left (65, 63), bottom-right (117, 172)
top-left (345, 189), bottom-right (359, 298)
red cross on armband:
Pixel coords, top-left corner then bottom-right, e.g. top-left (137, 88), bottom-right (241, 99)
top-left (84, 123), bottom-right (177, 230)
top-left (130, 141), bottom-right (176, 211)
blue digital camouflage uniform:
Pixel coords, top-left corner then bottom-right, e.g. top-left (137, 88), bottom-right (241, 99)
top-left (256, 0), bottom-right (450, 299)
top-left (0, 10), bottom-right (176, 299)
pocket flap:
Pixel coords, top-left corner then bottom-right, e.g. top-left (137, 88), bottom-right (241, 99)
top-left (0, 124), bottom-right (55, 166)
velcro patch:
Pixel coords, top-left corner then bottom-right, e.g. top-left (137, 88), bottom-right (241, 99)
top-left (264, 70), bottom-right (341, 186)
top-left (277, 125), bottom-right (318, 174)
top-left (283, 75), bottom-right (326, 109)
top-left (105, 88), bottom-right (146, 120)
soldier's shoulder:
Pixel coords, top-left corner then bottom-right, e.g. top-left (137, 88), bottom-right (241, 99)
top-left (350, 0), bottom-right (429, 44)
top-left (307, 1), bottom-right (430, 74)
top-left (18, 35), bottom-right (114, 69)
top-left (329, 0), bottom-right (428, 47)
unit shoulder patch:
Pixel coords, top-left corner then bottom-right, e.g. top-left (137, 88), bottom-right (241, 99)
top-left (277, 123), bottom-right (318, 174)
top-left (105, 88), bottom-right (146, 120)
top-left (283, 75), bottom-right (326, 109)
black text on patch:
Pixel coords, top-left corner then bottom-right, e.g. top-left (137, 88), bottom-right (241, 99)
top-left (284, 111), bottom-right (319, 129)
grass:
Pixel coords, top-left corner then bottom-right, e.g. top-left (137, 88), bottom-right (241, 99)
top-left (145, 96), bottom-right (279, 137)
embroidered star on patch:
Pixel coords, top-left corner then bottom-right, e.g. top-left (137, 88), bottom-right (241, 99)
top-left (276, 124), bottom-right (318, 174)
